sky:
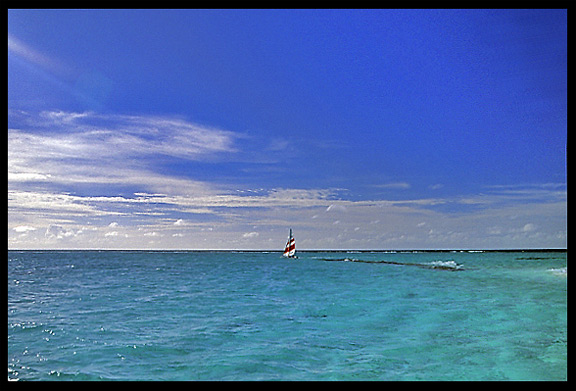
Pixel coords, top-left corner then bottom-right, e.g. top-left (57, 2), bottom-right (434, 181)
top-left (8, 9), bottom-right (567, 250)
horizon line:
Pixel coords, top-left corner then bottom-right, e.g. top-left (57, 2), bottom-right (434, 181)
top-left (8, 248), bottom-right (567, 252)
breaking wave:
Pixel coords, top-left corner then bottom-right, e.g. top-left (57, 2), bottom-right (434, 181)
top-left (426, 260), bottom-right (463, 270)
top-left (548, 267), bottom-right (567, 276)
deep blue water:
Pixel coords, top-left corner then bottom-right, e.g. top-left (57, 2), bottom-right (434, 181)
top-left (8, 250), bottom-right (567, 381)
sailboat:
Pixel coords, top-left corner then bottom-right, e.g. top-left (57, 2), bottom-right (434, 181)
top-left (283, 229), bottom-right (297, 258)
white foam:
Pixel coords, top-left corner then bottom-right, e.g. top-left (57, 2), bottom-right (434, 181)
top-left (427, 260), bottom-right (462, 270)
top-left (548, 267), bottom-right (567, 276)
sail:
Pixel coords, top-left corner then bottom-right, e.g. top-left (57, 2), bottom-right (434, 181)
top-left (283, 229), bottom-right (296, 257)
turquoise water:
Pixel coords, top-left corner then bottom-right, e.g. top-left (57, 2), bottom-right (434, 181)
top-left (8, 250), bottom-right (567, 381)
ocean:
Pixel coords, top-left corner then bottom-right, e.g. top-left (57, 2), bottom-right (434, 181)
top-left (8, 250), bottom-right (567, 381)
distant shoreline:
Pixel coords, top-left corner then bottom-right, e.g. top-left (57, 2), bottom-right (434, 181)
top-left (8, 248), bottom-right (567, 253)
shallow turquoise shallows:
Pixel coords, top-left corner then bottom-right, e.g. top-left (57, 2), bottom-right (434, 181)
top-left (8, 250), bottom-right (567, 381)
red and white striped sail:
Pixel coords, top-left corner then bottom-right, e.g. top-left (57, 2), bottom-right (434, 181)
top-left (283, 229), bottom-right (296, 258)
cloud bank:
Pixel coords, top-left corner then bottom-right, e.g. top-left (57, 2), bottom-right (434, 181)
top-left (8, 110), bottom-right (567, 250)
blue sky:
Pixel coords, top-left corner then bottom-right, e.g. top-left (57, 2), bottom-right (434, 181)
top-left (8, 9), bottom-right (567, 249)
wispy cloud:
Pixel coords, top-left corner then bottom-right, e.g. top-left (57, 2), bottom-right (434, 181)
top-left (428, 183), bottom-right (444, 190)
top-left (10, 110), bottom-right (236, 162)
top-left (9, 181), bottom-right (567, 250)
top-left (372, 182), bottom-right (411, 190)
top-left (9, 110), bottom-right (237, 194)
top-left (8, 35), bottom-right (69, 75)
top-left (8, 110), bottom-right (567, 250)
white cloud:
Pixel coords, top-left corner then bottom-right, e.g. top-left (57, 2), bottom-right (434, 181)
top-left (326, 204), bottom-right (347, 213)
top-left (9, 190), bottom-right (115, 217)
top-left (8, 172), bottom-right (52, 182)
top-left (84, 117), bottom-right (235, 160)
top-left (523, 223), bottom-right (537, 232)
top-left (7, 110), bottom-right (566, 250)
top-left (13, 226), bottom-right (36, 233)
top-left (41, 110), bottom-right (90, 123)
top-left (8, 111), bottom-right (238, 194)
top-left (8, 184), bottom-right (566, 249)
top-left (373, 182), bottom-right (411, 190)
top-left (45, 224), bottom-right (77, 239)
top-left (11, 182), bottom-right (566, 249)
